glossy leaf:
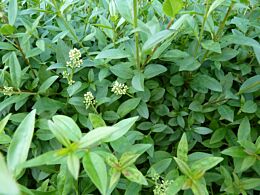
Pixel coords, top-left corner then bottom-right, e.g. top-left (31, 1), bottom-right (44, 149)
top-left (8, 0), bottom-right (18, 25)
top-left (237, 117), bottom-right (251, 142)
top-left (38, 76), bottom-right (59, 94)
top-left (163, 0), bottom-right (183, 18)
top-left (177, 133), bottom-right (188, 162)
top-left (8, 52), bottom-right (22, 89)
top-left (96, 49), bottom-right (130, 59)
top-left (0, 153), bottom-right (20, 195)
top-left (0, 113), bottom-right (12, 134)
top-left (117, 98), bottom-right (141, 118)
top-left (122, 166), bottom-right (148, 186)
top-left (7, 110), bottom-right (36, 176)
top-left (83, 152), bottom-right (108, 194)
top-left (67, 153), bottom-right (80, 180)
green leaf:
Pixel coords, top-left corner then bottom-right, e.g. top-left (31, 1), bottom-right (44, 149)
top-left (207, 0), bottom-right (225, 17)
top-left (95, 49), bottom-right (130, 59)
top-left (144, 64), bottom-right (167, 79)
top-left (194, 127), bottom-right (213, 135)
top-left (115, 0), bottom-right (133, 23)
top-left (211, 48), bottom-right (238, 61)
top-left (162, 0), bottom-right (183, 18)
top-left (0, 42), bottom-right (16, 50)
top-left (120, 144), bottom-right (152, 168)
top-left (239, 156), bottom-right (256, 172)
top-left (239, 75), bottom-right (260, 94)
top-left (222, 34), bottom-right (260, 49)
top-left (49, 115), bottom-right (82, 143)
top-left (0, 24), bottom-right (16, 35)
top-left (107, 168), bottom-right (121, 194)
top-left (7, 110), bottom-right (36, 177)
top-left (166, 176), bottom-right (186, 195)
top-left (38, 76), bottom-right (59, 94)
top-left (221, 146), bottom-right (247, 158)
top-left (67, 81), bottom-right (82, 97)
top-left (241, 100), bottom-right (257, 113)
top-left (0, 95), bottom-right (29, 112)
top-left (177, 133), bottom-right (188, 162)
top-left (218, 105), bottom-right (234, 122)
top-left (142, 30), bottom-right (173, 52)
top-left (147, 158), bottom-right (172, 176)
top-left (36, 39), bottom-right (45, 51)
top-left (117, 98), bottom-right (141, 118)
top-left (89, 113), bottom-right (106, 128)
top-left (241, 178), bottom-right (260, 190)
top-left (210, 128), bottom-right (227, 144)
top-left (8, 0), bottom-right (18, 25)
top-left (195, 75), bottom-right (222, 92)
top-left (178, 56), bottom-right (201, 71)
top-left (20, 150), bottom-right (65, 168)
top-left (137, 101), bottom-right (149, 119)
top-left (132, 71), bottom-right (144, 91)
top-left (8, 52), bottom-right (22, 88)
top-left (0, 113), bottom-right (12, 134)
top-left (191, 179), bottom-right (209, 195)
top-left (105, 116), bottom-right (138, 142)
top-left (83, 152), bottom-right (108, 194)
top-left (33, 97), bottom-right (63, 115)
top-left (79, 126), bottom-right (119, 148)
top-left (110, 63), bottom-right (134, 79)
top-left (174, 157), bottom-right (193, 178)
top-left (122, 166), bottom-right (148, 185)
top-left (201, 40), bottom-right (221, 53)
top-left (67, 153), bottom-right (80, 180)
top-left (0, 153), bottom-right (20, 195)
top-left (237, 117), bottom-right (251, 142)
top-left (191, 157), bottom-right (223, 176)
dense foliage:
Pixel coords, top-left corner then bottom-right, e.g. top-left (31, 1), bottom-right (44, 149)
top-left (0, 0), bottom-right (260, 194)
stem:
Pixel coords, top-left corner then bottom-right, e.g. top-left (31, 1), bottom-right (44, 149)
top-left (126, 92), bottom-right (134, 98)
top-left (142, 18), bottom-right (174, 68)
top-left (195, 0), bottom-right (211, 56)
top-left (201, 2), bottom-right (234, 62)
top-left (59, 16), bottom-right (89, 55)
top-left (91, 104), bottom-right (99, 114)
top-left (133, 0), bottom-right (140, 70)
top-left (0, 90), bottom-right (37, 95)
top-left (214, 2), bottom-right (234, 42)
top-left (203, 98), bottom-right (230, 107)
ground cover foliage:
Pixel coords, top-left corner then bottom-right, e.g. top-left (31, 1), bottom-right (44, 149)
top-left (0, 0), bottom-right (260, 194)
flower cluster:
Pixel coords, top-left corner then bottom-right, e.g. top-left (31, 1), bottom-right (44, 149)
top-left (62, 70), bottom-right (75, 85)
top-left (2, 86), bottom-right (13, 96)
top-left (63, 48), bottom-right (83, 85)
top-left (111, 81), bottom-right (128, 95)
top-left (152, 174), bottom-right (173, 195)
top-left (67, 48), bottom-right (83, 69)
top-left (83, 92), bottom-right (96, 108)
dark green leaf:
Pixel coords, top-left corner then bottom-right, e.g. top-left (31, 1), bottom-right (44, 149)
top-left (8, 52), bottom-right (22, 89)
top-left (117, 98), bottom-right (141, 118)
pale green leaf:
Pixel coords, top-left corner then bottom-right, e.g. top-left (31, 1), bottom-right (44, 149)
top-left (7, 110), bottom-right (36, 177)
top-left (83, 152), bottom-right (108, 194)
top-left (162, 0), bottom-right (183, 18)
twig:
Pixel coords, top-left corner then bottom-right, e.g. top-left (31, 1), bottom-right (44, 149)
top-left (142, 18), bottom-right (175, 68)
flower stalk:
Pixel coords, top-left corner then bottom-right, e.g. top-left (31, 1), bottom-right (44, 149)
top-left (133, 0), bottom-right (140, 70)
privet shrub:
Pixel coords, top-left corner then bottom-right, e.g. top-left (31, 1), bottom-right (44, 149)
top-left (0, 0), bottom-right (260, 194)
